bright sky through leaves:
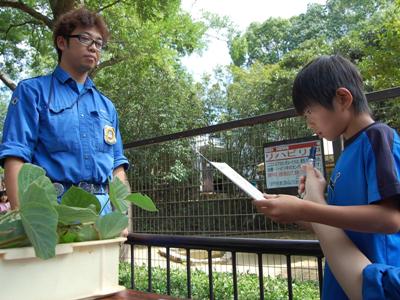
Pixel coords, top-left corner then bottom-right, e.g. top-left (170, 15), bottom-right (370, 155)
top-left (181, 0), bottom-right (327, 80)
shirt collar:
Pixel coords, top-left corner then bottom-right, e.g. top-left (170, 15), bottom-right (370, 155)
top-left (53, 65), bottom-right (95, 90)
top-left (344, 122), bottom-right (377, 148)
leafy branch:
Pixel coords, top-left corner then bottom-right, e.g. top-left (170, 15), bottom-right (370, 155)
top-left (0, 69), bottom-right (16, 91)
top-left (97, 0), bottom-right (123, 13)
top-left (5, 20), bottom-right (42, 38)
top-left (0, 1), bottom-right (53, 28)
top-left (90, 56), bottom-right (125, 77)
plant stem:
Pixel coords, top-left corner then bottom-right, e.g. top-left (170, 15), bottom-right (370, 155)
top-left (0, 234), bottom-right (29, 248)
top-left (99, 198), bottom-right (111, 215)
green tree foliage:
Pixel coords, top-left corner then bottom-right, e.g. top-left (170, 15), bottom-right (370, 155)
top-left (193, 69), bottom-right (228, 125)
top-left (357, 1), bottom-right (400, 89)
top-left (230, 0), bottom-right (391, 68)
top-left (0, 98), bottom-right (6, 140)
top-left (224, 0), bottom-right (397, 123)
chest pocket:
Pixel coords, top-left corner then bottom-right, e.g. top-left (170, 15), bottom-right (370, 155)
top-left (90, 110), bottom-right (114, 153)
top-left (40, 105), bottom-right (79, 153)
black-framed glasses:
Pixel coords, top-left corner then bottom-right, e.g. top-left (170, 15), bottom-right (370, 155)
top-left (65, 34), bottom-right (104, 51)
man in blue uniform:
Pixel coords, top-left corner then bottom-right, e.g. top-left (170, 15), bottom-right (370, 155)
top-left (254, 55), bottom-right (400, 299)
top-left (0, 7), bottom-right (129, 215)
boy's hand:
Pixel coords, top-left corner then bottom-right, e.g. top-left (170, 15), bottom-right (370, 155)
top-left (301, 164), bottom-right (326, 204)
top-left (298, 174), bottom-right (306, 197)
top-left (253, 194), bottom-right (306, 223)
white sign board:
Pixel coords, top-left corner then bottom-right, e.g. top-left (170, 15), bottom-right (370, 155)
top-left (264, 139), bottom-right (324, 189)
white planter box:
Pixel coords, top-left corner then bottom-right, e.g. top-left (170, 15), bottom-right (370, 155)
top-left (0, 237), bottom-right (126, 300)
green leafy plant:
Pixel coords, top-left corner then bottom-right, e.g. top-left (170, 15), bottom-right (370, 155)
top-left (0, 163), bottom-right (157, 260)
top-left (119, 263), bottom-right (320, 300)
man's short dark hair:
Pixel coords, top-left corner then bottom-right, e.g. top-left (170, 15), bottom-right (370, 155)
top-left (53, 7), bottom-right (110, 62)
top-left (292, 55), bottom-right (371, 115)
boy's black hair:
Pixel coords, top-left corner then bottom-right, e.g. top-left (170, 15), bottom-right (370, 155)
top-left (292, 55), bottom-right (371, 115)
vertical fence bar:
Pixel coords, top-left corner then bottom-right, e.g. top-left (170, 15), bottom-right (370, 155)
top-left (258, 253), bottom-right (264, 300)
top-left (148, 246), bottom-right (152, 292)
top-left (186, 248), bottom-right (192, 299)
top-left (232, 251), bottom-right (238, 300)
top-left (166, 247), bottom-right (171, 295)
top-left (208, 249), bottom-right (214, 300)
top-left (130, 243), bottom-right (135, 289)
top-left (286, 255), bottom-right (293, 300)
top-left (318, 256), bottom-right (324, 298)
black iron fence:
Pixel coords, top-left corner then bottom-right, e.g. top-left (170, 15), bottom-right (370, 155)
top-left (125, 233), bottom-right (323, 300)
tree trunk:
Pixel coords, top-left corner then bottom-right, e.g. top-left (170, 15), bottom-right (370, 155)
top-left (49, 0), bottom-right (77, 25)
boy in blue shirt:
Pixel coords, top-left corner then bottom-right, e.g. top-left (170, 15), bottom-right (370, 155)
top-left (0, 7), bottom-right (129, 216)
top-left (254, 55), bottom-right (400, 299)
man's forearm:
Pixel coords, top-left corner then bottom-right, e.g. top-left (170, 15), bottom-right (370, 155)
top-left (4, 157), bottom-right (24, 209)
top-left (113, 166), bottom-right (131, 235)
top-left (113, 166), bottom-right (130, 192)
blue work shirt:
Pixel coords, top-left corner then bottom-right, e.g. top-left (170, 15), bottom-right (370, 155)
top-left (0, 66), bottom-right (129, 213)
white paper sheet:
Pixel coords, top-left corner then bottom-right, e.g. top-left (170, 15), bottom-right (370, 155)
top-left (210, 162), bottom-right (264, 201)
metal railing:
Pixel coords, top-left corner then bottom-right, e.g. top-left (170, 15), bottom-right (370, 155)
top-left (126, 233), bottom-right (324, 300)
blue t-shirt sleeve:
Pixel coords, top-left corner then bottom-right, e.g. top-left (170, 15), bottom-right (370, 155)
top-left (365, 125), bottom-right (400, 203)
top-left (0, 81), bottom-right (40, 166)
top-left (363, 263), bottom-right (400, 300)
top-left (112, 110), bottom-right (129, 171)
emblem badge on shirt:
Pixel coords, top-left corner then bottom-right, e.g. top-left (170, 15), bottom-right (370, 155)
top-left (104, 125), bottom-right (116, 145)
top-left (11, 96), bottom-right (18, 105)
top-left (328, 172), bottom-right (341, 193)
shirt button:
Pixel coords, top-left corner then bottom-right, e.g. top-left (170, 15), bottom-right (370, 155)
top-left (82, 134), bottom-right (87, 138)
top-left (84, 155), bottom-right (89, 159)
top-left (80, 114), bottom-right (84, 117)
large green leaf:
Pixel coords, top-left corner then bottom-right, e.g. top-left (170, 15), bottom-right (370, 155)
top-left (17, 163), bottom-right (46, 200)
top-left (20, 183), bottom-right (58, 260)
top-left (95, 211), bottom-right (128, 240)
top-left (55, 205), bottom-right (98, 225)
top-left (61, 186), bottom-right (101, 213)
top-left (108, 177), bottom-right (129, 213)
top-left (125, 193), bottom-right (158, 212)
top-left (30, 175), bottom-right (57, 204)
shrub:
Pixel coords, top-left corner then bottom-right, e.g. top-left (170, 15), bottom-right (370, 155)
top-left (119, 262), bottom-right (320, 299)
